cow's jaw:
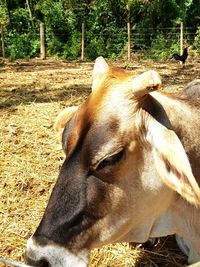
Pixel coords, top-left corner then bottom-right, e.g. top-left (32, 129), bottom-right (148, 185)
top-left (26, 237), bottom-right (89, 267)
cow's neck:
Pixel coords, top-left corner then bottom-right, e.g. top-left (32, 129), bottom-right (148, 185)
top-left (150, 91), bottom-right (200, 136)
top-left (123, 92), bottom-right (200, 260)
top-left (142, 92), bottom-right (200, 262)
top-left (150, 91), bottom-right (200, 182)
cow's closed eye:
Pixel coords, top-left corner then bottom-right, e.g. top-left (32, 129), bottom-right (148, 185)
top-left (96, 149), bottom-right (124, 171)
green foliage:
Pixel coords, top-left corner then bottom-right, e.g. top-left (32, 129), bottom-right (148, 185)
top-left (85, 34), bottom-right (105, 59)
top-left (0, 0), bottom-right (9, 25)
top-left (1, 0), bottom-right (200, 60)
top-left (85, 0), bottom-right (127, 59)
top-left (10, 8), bottom-right (30, 32)
top-left (30, 38), bottom-right (40, 57)
top-left (36, 0), bottom-right (67, 32)
top-left (150, 34), bottom-right (170, 60)
top-left (194, 27), bottom-right (200, 54)
top-left (63, 30), bottom-right (82, 59)
top-left (46, 35), bottom-right (63, 56)
top-left (6, 31), bottom-right (39, 60)
top-left (148, 32), bottom-right (179, 60)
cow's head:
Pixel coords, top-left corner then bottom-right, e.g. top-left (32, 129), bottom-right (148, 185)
top-left (26, 57), bottom-right (200, 267)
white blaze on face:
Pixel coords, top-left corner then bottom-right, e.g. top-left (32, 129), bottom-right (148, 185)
top-left (26, 237), bottom-right (89, 267)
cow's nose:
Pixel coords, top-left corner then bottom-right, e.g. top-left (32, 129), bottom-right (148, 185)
top-left (26, 255), bottom-right (50, 267)
top-left (26, 237), bottom-right (50, 267)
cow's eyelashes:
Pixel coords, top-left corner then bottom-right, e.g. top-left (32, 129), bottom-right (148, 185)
top-left (96, 150), bottom-right (124, 171)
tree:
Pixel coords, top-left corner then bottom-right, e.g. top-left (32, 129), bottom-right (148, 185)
top-left (0, 0), bottom-right (9, 25)
top-left (0, 0), bottom-right (9, 57)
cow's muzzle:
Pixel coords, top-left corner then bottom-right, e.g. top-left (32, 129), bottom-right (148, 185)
top-left (26, 237), bottom-right (89, 267)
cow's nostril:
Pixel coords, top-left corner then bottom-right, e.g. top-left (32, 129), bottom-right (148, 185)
top-left (38, 259), bottom-right (50, 267)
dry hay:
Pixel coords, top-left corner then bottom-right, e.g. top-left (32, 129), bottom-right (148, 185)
top-left (1, 58), bottom-right (199, 267)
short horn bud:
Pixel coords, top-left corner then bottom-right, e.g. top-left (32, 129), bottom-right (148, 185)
top-left (132, 70), bottom-right (162, 97)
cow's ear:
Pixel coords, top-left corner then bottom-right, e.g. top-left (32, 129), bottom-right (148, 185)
top-left (145, 116), bottom-right (200, 206)
top-left (92, 56), bottom-right (109, 92)
top-left (54, 106), bottom-right (78, 140)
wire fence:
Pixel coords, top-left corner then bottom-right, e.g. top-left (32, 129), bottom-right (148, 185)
top-left (0, 23), bottom-right (199, 60)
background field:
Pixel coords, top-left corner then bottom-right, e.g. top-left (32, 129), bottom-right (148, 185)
top-left (0, 57), bottom-right (200, 267)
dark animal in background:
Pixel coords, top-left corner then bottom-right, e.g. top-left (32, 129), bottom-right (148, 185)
top-left (181, 79), bottom-right (200, 99)
top-left (171, 47), bottom-right (188, 64)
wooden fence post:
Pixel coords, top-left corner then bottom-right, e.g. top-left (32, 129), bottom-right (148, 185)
top-left (180, 21), bottom-right (183, 55)
top-left (127, 2), bottom-right (131, 61)
top-left (127, 22), bottom-right (131, 61)
top-left (81, 22), bottom-right (85, 61)
top-left (40, 23), bottom-right (46, 60)
top-left (1, 25), bottom-right (5, 58)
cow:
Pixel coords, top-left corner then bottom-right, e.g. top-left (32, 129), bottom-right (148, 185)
top-left (181, 79), bottom-right (200, 99)
top-left (26, 57), bottom-right (200, 267)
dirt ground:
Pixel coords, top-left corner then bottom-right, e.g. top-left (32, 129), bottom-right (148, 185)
top-left (0, 57), bottom-right (200, 267)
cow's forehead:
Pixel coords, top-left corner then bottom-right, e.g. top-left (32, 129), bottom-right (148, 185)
top-left (87, 67), bottom-right (137, 127)
top-left (63, 70), bottom-right (137, 159)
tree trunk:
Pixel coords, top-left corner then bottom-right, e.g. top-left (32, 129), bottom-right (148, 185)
top-left (26, 0), bottom-right (34, 28)
top-left (1, 25), bottom-right (5, 58)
